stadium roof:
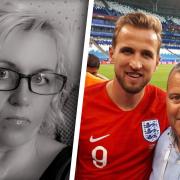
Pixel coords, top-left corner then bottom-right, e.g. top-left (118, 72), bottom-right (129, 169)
top-left (114, 0), bottom-right (180, 17)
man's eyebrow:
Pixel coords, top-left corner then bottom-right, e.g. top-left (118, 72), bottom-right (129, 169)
top-left (142, 49), bottom-right (153, 53)
top-left (168, 93), bottom-right (180, 96)
top-left (119, 47), bottom-right (133, 51)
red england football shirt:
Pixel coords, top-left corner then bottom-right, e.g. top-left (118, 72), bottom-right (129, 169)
top-left (76, 82), bottom-right (168, 180)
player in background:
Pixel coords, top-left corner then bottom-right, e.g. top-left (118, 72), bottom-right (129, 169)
top-left (85, 54), bottom-right (107, 87)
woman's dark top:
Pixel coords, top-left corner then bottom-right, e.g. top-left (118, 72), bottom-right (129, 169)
top-left (40, 146), bottom-right (72, 180)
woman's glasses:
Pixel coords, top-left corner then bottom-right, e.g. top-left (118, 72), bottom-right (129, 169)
top-left (0, 67), bottom-right (67, 95)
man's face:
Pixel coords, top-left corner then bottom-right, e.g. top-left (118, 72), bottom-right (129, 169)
top-left (167, 72), bottom-right (180, 138)
top-left (110, 24), bottom-right (159, 94)
top-left (0, 30), bottom-right (57, 148)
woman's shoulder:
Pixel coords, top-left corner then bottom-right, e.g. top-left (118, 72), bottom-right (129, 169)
top-left (37, 135), bottom-right (66, 160)
top-left (37, 136), bottom-right (72, 180)
top-left (40, 146), bottom-right (72, 180)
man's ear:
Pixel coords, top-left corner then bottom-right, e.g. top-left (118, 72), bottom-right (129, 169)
top-left (154, 56), bottom-right (160, 72)
top-left (109, 46), bottom-right (114, 63)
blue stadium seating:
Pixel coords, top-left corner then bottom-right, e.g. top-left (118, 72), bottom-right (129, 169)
top-left (90, 1), bottom-right (180, 63)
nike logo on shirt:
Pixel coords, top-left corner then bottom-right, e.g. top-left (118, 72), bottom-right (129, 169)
top-left (89, 134), bottom-right (110, 143)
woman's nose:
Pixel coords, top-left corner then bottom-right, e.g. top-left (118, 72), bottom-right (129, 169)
top-left (8, 79), bottom-right (30, 107)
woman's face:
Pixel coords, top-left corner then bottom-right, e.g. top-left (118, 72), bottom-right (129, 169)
top-left (167, 72), bottom-right (180, 139)
top-left (0, 30), bottom-right (58, 148)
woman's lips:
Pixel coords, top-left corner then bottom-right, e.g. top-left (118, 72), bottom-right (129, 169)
top-left (5, 116), bottom-right (31, 126)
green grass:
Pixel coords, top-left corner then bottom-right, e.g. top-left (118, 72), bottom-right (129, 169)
top-left (99, 64), bottom-right (174, 90)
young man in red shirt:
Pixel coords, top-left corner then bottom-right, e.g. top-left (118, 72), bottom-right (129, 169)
top-left (76, 12), bottom-right (169, 180)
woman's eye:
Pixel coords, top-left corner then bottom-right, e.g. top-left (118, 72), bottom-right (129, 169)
top-left (32, 74), bottom-right (49, 85)
top-left (0, 69), bottom-right (9, 80)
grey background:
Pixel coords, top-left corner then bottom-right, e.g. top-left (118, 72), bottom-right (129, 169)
top-left (0, 0), bottom-right (89, 145)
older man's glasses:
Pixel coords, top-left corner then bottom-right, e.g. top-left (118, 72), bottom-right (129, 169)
top-left (0, 67), bottom-right (67, 95)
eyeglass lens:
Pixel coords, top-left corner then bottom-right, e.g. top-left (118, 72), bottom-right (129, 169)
top-left (0, 68), bottom-right (66, 95)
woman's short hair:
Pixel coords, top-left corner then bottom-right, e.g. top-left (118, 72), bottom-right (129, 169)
top-left (0, 9), bottom-right (70, 138)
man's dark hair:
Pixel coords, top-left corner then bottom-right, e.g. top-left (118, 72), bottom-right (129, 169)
top-left (87, 54), bottom-right (100, 69)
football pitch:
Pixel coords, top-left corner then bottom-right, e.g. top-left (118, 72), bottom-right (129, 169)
top-left (99, 64), bottom-right (174, 91)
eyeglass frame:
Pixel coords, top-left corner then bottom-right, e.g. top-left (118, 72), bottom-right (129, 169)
top-left (0, 67), bottom-right (67, 95)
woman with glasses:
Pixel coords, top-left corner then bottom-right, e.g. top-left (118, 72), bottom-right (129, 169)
top-left (0, 9), bottom-right (71, 180)
top-left (150, 63), bottom-right (180, 180)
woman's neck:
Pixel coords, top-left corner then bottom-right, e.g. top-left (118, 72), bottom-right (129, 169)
top-left (0, 137), bottom-right (38, 179)
top-left (0, 135), bottom-right (64, 180)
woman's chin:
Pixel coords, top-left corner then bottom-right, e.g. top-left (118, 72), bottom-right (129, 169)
top-left (0, 128), bottom-right (38, 148)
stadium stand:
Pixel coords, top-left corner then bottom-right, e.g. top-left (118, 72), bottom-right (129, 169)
top-left (90, 0), bottom-right (180, 64)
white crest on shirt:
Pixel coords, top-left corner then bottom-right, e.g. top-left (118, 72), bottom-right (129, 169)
top-left (142, 120), bottom-right (160, 142)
